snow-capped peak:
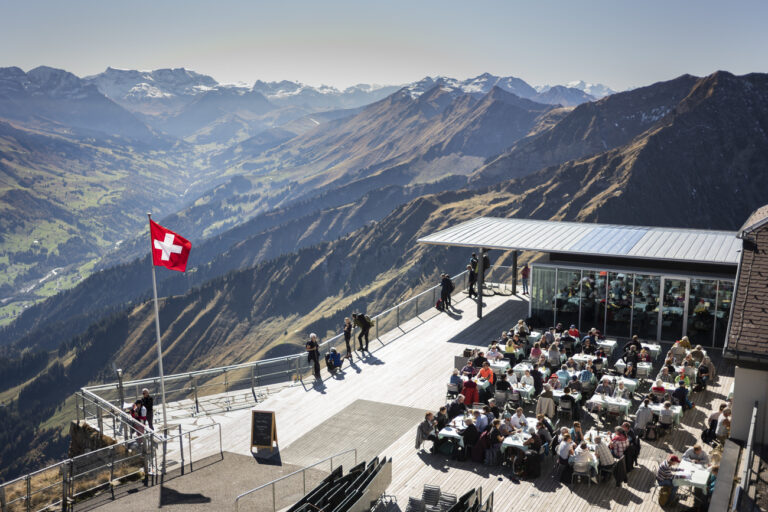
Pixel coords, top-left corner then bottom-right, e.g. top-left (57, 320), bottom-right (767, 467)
top-left (565, 80), bottom-right (616, 98)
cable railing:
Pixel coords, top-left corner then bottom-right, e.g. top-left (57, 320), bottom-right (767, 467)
top-left (82, 268), bottom-right (474, 427)
top-left (234, 448), bottom-right (357, 512)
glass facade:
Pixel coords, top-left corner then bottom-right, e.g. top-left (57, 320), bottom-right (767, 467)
top-left (606, 272), bottom-right (633, 338)
top-left (531, 266), bottom-right (556, 327)
top-left (530, 264), bottom-right (734, 346)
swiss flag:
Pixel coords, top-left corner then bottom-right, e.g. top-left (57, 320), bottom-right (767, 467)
top-left (150, 219), bottom-right (192, 272)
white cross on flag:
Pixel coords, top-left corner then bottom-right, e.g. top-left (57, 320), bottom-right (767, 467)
top-left (150, 219), bottom-right (192, 272)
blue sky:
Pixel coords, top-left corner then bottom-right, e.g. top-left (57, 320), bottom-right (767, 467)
top-left (1, 0), bottom-right (766, 90)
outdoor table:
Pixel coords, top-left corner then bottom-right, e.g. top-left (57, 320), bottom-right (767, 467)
top-left (512, 363), bottom-right (550, 380)
top-left (673, 460), bottom-right (710, 490)
top-left (512, 384), bottom-right (534, 400)
top-left (527, 331), bottom-right (543, 346)
top-left (500, 417), bottom-right (539, 453)
top-left (614, 360), bottom-right (653, 377)
top-left (597, 339), bottom-right (617, 355)
top-left (607, 376), bottom-right (638, 394)
top-left (552, 390), bottom-right (582, 403)
top-left (642, 343), bottom-right (662, 359)
top-left (462, 375), bottom-right (491, 391)
top-left (647, 403), bottom-right (683, 426)
top-left (438, 417), bottom-right (468, 447)
top-left (488, 359), bottom-right (511, 374)
top-left (572, 353), bottom-right (596, 367)
top-left (503, 347), bottom-right (526, 360)
top-left (586, 395), bottom-right (631, 416)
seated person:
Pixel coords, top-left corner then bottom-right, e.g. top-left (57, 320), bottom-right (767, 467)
top-left (506, 368), bottom-right (519, 386)
top-left (635, 398), bottom-right (654, 432)
top-left (447, 394), bottom-right (467, 419)
top-left (449, 368), bottom-right (464, 392)
top-left (595, 378), bottom-right (614, 396)
top-left (582, 338), bottom-right (596, 355)
top-left (696, 361), bottom-right (711, 388)
top-left (626, 335), bottom-right (643, 353)
top-left (672, 380), bottom-right (693, 410)
top-left (436, 406), bottom-right (449, 430)
top-left (679, 335), bottom-right (692, 350)
top-left (477, 362), bottom-right (495, 384)
top-left (530, 342), bottom-right (542, 360)
top-left (578, 365), bottom-right (595, 385)
top-left (554, 322), bottom-right (565, 334)
top-left (657, 366), bottom-right (674, 384)
top-left (461, 360), bottom-right (477, 377)
top-left (683, 444), bottom-right (710, 465)
top-left (496, 373), bottom-right (511, 392)
top-left (675, 371), bottom-right (691, 389)
top-left (689, 344), bottom-right (705, 363)
top-left (499, 331), bottom-right (510, 346)
top-left (656, 455), bottom-right (681, 500)
top-left (523, 427), bottom-right (543, 453)
top-left (558, 386), bottom-right (581, 419)
top-left (560, 333), bottom-right (576, 355)
top-left (536, 416), bottom-right (553, 445)
top-left (700, 356), bottom-right (716, 381)
top-left (581, 328), bottom-right (598, 347)
top-left (565, 357), bottom-right (578, 370)
top-left (543, 327), bottom-right (556, 347)
top-left (557, 433), bottom-right (575, 464)
top-left (473, 351), bottom-right (488, 368)
top-left (415, 412), bottom-right (439, 452)
top-left (613, 380), bottom-right (631, 400)
top-left (658, 401), bottom-right (675, 424)
top-left (547, 344), bottom-right (561, 368)
top-left (609, 426), bottom-right (629, 458)
top-left (568, 375), bottom-right (583, 394)
top-left (556, 364), bottom-right (571, 386)
top-left (473, 409), bottom-right (489, 432)
top-left (486, 345), bottom-right (504, 361)
top-left (623, 362), bottom-right (637, 379)
top-left (510, 407), bottom-right (528, 431)
top-left (568, 324), bottom-right (580, 338)
top-left (651, 379), bottom-right (667, 396)
top-left (623, 345), bottom-right (639, 369)
top-left (327, 348), bottom-right (342, 370)
top-left (573, 442), bottom-right (598, 476)
top-left (594, 436), bottom-right (615, 477)
top-left (519, 370), bottom-right (534, 388)
top-left (505, 335), bottom-right (520, 361)
top-left (670, 340), bottom-right (687, 363)
top-left (514, 319), bottom-right (530, 337)
top-left (570, 421), bottom-right (585, 445)
top-left (461, 417), bottom-right (480, 450)
top-left (547, 372), bottom-right (562, 390)
top-left (487, 400), bottom-right (501, 419)
top-left (663, 355), bottom-right (677, 374)
top-left (638, 348), bottom-right (652, 363)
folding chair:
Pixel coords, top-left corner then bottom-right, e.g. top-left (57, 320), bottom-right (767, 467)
top-left (605, 403), bottom-right (624, 427)
top-left (406, 498), bottom-right (425, 512)
top-left (558, 400), bottom-right (573, 422)
top-left (421, 485), bottom-right (441, 507)
top-left (494, 391), bottom-right (509, 408)
top-left (446, 383), bottom-right (459, 399)
top-left (437, 492), bottom-right (457, 511)
top-left (472, 402), bottom-right (485, 410)
top-left (658, 413), bottom-right (674, 435)
top-left (508, 391), bottom-right (522, 409)
top-left (571, 461), bottom-right (592, 486)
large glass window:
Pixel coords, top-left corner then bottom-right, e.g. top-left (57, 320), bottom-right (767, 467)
top-left (531, 266), bottom-right (556, 328)
top-left (579, 271), bottom-right (607, 334)
top-left (555, 269), bottom-right (581, 330)
top-left (687, 279), bottom-right (717, 347)
top-left (606, 272), bottom-right (633, 338)
top-left (714, 280), bottom-right (734, 348)
top-left (632, 274), bottom-right (660, 340)
top-left (661, 278), bottom-right (687, 341)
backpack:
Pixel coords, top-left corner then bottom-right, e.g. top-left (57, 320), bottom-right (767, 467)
top-left (436, 299), bottom-right (443, 311)
top-left (364, 315), bottom-right (375, 326)
top-left (701, 426), bottom-right (715, 445)
top-left (645, 423), bottom-right (658, 441)
top-left (658, 485), bottom-right (672, 506)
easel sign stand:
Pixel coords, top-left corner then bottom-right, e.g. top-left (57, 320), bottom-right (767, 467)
top-left (251, 409), bottom-right (278, 456)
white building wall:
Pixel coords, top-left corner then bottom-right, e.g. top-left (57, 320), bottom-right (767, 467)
top-left (731, 366), bottom-right (768, 443)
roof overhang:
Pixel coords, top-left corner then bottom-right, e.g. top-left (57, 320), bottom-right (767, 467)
top-left (418, 217), bottom-right (741, 266)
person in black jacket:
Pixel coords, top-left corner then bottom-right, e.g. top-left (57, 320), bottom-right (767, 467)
top-left (352, 313), bottom-right (371, 351)
top-left (343, 317), bottom-right (353, 360)
top-left (467, 264), bottom-right (477, 298)
top-left (141, 388), bottom-right (154, 430)
top-left (440, 273), bottom-right (453, 309)
top-left (306, 333), bottom-right (321, 379)
top-left (447, 394), bottom-right (467, 419)
top-left (461, 417), bottom-right (480, 459)
top-left (531, 365), bottom-right (543, 396)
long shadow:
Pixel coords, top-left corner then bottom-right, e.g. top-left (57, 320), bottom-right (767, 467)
top-left (416, 451), bottom-right (450, 473)
top-left (359, 353), bottom-right (385, 366)
top-left (159, 485), bottom-right (212, 506)
top-left (252, 447), bottom-right (283, 465)
top-left (442, 300), bottom-right (529, 347)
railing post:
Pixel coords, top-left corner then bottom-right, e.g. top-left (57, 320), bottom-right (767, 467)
top-left (224, 370), bottom-right (229, 394)
top-left (97, 406), bottom-right (103, 434)
top-left (272, 482), bottom-right (276, 512)
top-left (178, 425), bottom-right (185, 475)
top-left (188, 433), bottom-right (193, 472)
top-left (415, 296), bottom-right (419, 317)
top-left (25, 474), bottom-right (31, 512)
top-left (109, 447), bottom-right (115, 500)
top-left (250, 366), bottom-right (255, 392)
top-left (192, 377), bottom-right (199, 414)
top-left (396, 305), bottom-right (400, 327)
top-left (376, 321), bottom-right (379, 340)
top-left (0, 486), bottom-right (7, 512)
top-left (142, 437), bottom-right (149, 486)
top-left (75, 394), bottom-right (80, 424)
top-left (303, 469), bottom-right (306, 495)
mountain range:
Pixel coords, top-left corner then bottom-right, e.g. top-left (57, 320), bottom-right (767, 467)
top-left (1, 66), bottom-right (767, 480)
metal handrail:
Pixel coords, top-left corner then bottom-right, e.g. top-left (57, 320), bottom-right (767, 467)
top-left (732, 400), bottom-right (759, 511)
top-left (234, 448), bottom-right (357, 512)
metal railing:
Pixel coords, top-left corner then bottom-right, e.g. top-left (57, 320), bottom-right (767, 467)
top-left (732, 400), bottom-right (759, 511)
top-left (82, 269), bottom-right (473, 426)
top-left (150, 422), bottom-right (224, 481)
top-left (234, 448), bottom-right (357, 512)
top-left (0, 434), bottom-right (150, 512)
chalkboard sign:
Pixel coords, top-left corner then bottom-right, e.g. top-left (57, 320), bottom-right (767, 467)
top-left (251, 409), bottom-right (277, 450)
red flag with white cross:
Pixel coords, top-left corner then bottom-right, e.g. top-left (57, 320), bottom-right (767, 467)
top-left (149, 219), bottom-right (192, 272)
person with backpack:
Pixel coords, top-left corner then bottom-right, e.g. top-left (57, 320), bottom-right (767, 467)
top-left (343, 317), bottom-right (353, 360)
top-left (481, 250), bottom-right (490, 281)
top-left (352, 312), bottom-right (372, 351)
top-left (440, 273), bottom-right (452, 310)
top-left (141, 388), bottom-right (154, 430)
top-left (469, 252), bottom-right (478, 273)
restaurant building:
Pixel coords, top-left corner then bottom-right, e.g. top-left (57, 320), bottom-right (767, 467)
top-left (419, 217), bottom-right (741, 347)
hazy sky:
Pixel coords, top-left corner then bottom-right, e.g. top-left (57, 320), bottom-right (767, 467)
top-left (1, 0), bottom-right (766, 90)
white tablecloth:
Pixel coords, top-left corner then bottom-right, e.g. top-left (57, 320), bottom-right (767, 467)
top-left (527, 331), bottom-right (543, 345)
top-left (573, 353), bottom-right (597, 367)
top-left (586, 395), bottom-right (631, 415)
top-left (646, 403), bottom-right (683, 425)
top-left (512, 363), bottom-right (550, 380)
top-left (489, 359), bottom-right (511, 374)
top-left (614, 360), bottom-right (653, 378)
top-left (462, 376), bottom-right (491, 391)
top-left (511, 384), bottom-right (535, 400)
top-left (642, 343), bottom-right (662, 359)
top-left (438, 418), bottom-right (467, 447)
top-left (673, 460), bottom-right (710, 490)
top-left (597, 339), bottom-right (617, 354)
top-left (552, 390), bottom-right (582, 403)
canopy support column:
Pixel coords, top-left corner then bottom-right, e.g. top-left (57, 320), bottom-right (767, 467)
top-left (476, 247), bottom-right (485, 319)
top-left (512, 251), bottom-right (518, 295)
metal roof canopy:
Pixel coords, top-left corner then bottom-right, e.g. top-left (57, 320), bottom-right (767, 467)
top-left (418, 217), bottom-right (742, 265)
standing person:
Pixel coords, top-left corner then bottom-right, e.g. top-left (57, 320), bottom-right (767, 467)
top-left (481, 250), bottom-right (490, 282)
top-left (352, 313), bottom-right (372, 351)
top-left (141, 388), bottom-right (154, 430)
top-left (467, 264), bottom-right (477, 298)
top-left (343, 317), bottom-right (353, 360)
top-left (306, 333), bottom-right (321, 379)
top-left (440, 273), bottom-right (452, 310)
top-left (520, 263), bottom-right (530, 295)
top-left (470, 252), bottom-right (478, 273)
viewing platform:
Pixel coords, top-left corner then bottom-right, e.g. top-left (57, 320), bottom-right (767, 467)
top-left (74, 289), bottom-right (735, 511)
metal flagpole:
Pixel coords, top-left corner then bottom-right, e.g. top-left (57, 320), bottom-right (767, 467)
top-left (148, 213), bottom-right (168, 431)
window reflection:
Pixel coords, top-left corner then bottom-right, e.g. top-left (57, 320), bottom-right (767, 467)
top-left (606, 273), bottom-right (633, 338)
top-left (687, 279), bottom-right (716, 347)
top-left (632, 274), bottom-right (660, 340)
top-left (714, 281), bottom-right (734, 348)
top-left (579, 271), bottom-right (606, 334)
top-left (531, 266), bottom-right (556, 327)
top-left (555, 269), bottom-right (581, 331)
